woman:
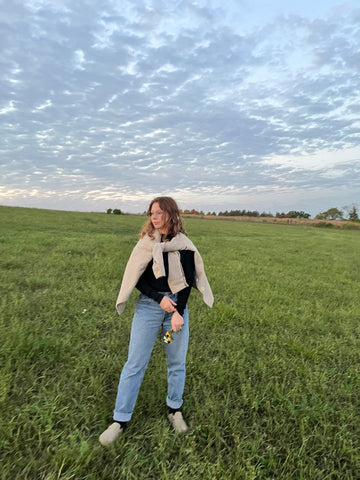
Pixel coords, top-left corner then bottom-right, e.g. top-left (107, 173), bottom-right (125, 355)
top-left (99, 196), bottom-right (213, 445)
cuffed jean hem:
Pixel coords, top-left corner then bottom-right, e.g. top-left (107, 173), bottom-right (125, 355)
top-left (113, 412), bottom-right (132, 422)
top-left (166, 396), bottom-right (183, 410)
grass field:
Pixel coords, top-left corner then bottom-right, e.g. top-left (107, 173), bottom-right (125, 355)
top-left (0, 205), bottom-right (359, 479)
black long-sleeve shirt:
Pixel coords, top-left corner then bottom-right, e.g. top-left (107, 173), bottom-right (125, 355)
top-left (136, 248), bottom-right (195, 316)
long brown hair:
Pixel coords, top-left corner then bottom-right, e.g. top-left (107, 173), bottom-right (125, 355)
top-left (139, 196), bottom-right (187, 239)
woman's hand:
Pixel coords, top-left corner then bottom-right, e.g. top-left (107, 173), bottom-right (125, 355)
top-left (160, 296), bottom-right (177, 313)
top-left (171, 310), bottom-right (184, 333)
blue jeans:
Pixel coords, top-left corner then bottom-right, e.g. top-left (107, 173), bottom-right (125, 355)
top-left (113, 293), bottom-right (189, 422)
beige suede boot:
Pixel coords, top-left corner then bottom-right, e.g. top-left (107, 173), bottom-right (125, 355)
top-left (167, 411), bottom-right (188, 433)
top-left (99, 422), bottom-right (123, 445)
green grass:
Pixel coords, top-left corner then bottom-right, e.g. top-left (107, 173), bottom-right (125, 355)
top-left (0, 206), bottom-right (359, 479)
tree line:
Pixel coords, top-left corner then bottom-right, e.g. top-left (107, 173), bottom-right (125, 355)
top-left (315, 206), bottom-right (358, 221)
top-left (216, 210), bottom-right (311, 218)
top-left (105, 205), bottom-right (359, 221)
top-left (183, 206), bottom-right (359, 221)
top-left (183, 209), bottom-right (311, 218)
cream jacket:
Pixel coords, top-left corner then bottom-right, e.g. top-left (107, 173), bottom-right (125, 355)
top-left (115, 230), bottom-right (214, 315)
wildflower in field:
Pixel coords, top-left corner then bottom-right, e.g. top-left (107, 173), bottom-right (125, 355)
top-left (82, 309), bottom-right (87, 314)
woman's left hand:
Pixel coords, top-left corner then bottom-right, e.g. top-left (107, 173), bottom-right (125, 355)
top-left (171, 310), bottom-right (184, 333)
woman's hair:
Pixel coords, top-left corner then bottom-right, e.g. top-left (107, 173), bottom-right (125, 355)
top-left (139, 196), bottom-right (187, 239)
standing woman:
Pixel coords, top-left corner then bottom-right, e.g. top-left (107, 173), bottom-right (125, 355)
top-left (99, 197), bottom-right (213, 445)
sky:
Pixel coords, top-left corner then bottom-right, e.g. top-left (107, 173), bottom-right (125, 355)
top-left (1, 0), bottom-right (359, 216)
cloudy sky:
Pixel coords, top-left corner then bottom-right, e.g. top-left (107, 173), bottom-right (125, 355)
top-left (1, 0), bottom-right (359, 216)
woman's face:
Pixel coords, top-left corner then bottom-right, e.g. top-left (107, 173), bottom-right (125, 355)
top-left (149, 202), bottom-right (168, 233)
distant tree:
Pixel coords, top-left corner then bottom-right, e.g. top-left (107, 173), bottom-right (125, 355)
top-left (316, 207), bottom-right (343, 220)
top-left (287, 210), bottom-right (311, 219)
top-left (106, 208), bottom-right (112, 214)
top-left (182, 209), bottom-right (203, 215)
top-left (287, 211), bottom-right (297, 218)
top-left (325, 207), bottom-right (343, 220)
top-left (348, 205), bottom-right (359, 220)
top-left (113, 208), bottom-right (122, 215)
top-left (218, 209), bottom-right (261, 217)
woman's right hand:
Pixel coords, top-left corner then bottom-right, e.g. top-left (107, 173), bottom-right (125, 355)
top-left (171, 310), bottom-right (184, 332)
top-left (160, 296), bottom-right (177, 313)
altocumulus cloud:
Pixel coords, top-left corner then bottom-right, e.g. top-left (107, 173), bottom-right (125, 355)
top-left (0, 0), bottom-right (359, 215)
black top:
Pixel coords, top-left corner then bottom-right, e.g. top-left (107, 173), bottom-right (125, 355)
top-left (136, 238), bottom-right (195, 316)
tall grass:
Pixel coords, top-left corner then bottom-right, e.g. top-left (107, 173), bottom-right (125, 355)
top-left (0, 206), bottom-right (359, 479)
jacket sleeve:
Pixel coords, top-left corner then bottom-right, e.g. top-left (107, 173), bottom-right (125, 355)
top-left (176, 251), bottom-right (195, 316)
top-left (115, 236), bottom-right (154, 315)
top-left (136, 273), bottom-right (164, 304)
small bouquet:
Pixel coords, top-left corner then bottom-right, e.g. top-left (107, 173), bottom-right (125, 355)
top-left (163, 330), bottom-right (174, 344)
top-left (163, 329), bottom-right (181, 344)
